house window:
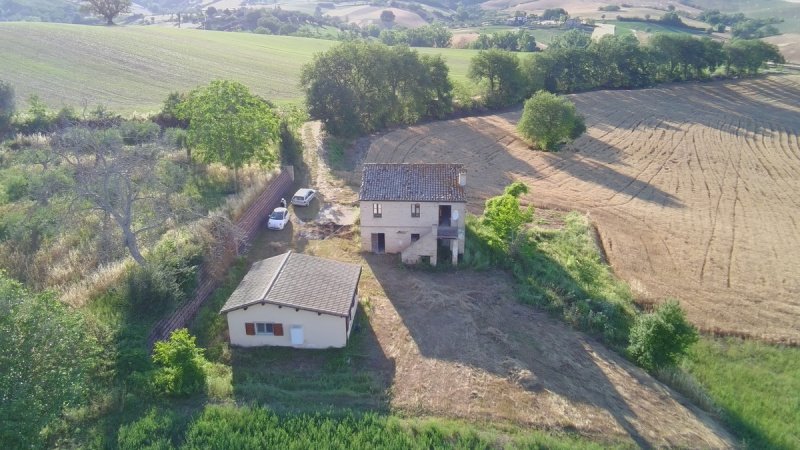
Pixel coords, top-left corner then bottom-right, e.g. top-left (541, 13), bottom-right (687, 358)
top-left (411, 233), bottom-right (420, 243)
top-left (373, 203), bottom-right (382, 218)
top-left (411, 203), bottom-right (420, 218)
top-left (256, 322), bottom-right (274, 335)
top-left (245, 322), bottom-right (284, 336)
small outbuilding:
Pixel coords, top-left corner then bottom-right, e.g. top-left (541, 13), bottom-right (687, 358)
top-left (220, 251), bottom-right (362, 349)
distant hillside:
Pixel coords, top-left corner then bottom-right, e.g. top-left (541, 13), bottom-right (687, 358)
top-left (680, 0), bottom-right (800, 33)
top-left (0, 0), bottom-right (82, 22)
top-left (0, 22), bottom-right (477, 113)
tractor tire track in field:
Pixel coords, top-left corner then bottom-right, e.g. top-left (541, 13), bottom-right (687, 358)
top-left (365, 75), bottom-right (800, 345)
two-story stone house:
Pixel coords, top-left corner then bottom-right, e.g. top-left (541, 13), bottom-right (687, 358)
top-left (359, 163), bottom-right (466, 266)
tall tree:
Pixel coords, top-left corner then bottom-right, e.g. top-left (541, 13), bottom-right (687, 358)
top-left (302, 41), bottom-right (451, 136)
top-left (468, 49), bottom-right (525, 107)
top-left (83, 0), bottom-right (131, 25)
top-left (178, 80), bottom-right (280, 189)
top-left (0, 80), bottom-right (13, 137)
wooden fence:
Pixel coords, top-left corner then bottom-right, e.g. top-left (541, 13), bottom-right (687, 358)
top-left (147, 168), bottom-right (294, 349)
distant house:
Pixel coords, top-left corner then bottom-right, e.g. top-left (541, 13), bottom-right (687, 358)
top-left (220, 251), bottom-right (361, 349)
top-left (359, 163), bottom-right (466, 266)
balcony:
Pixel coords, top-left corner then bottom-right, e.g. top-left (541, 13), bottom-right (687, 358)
top-left (437, 226), bottom-right (458, 239)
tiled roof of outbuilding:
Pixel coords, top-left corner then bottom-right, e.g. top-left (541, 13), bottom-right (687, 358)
top-left (359, 163), bottom-right (466, 202)
top-left (220, 252), bottom-right (361, 317)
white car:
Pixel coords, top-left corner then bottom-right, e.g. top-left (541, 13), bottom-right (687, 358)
top-left (267, 207), bottom-right (290, 230)
top-left (291, 188), bottom-right (316, 206)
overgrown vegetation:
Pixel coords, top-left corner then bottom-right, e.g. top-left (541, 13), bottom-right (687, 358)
top-left (465, 185), bottom-right (637, 348)
top-left (0, 272), bottom-right (102, 448)
top-left (628, 300), bottom-right (698, 370)
top-left (152, 328), bottom-right (208, 397)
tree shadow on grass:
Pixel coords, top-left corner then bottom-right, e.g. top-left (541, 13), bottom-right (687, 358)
top-left (229, 309), bottom-right (394, 414)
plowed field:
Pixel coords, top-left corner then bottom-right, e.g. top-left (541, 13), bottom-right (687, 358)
top-left (364, 75), bottom-right (800, 343)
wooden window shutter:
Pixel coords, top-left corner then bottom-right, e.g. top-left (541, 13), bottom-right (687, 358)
top-left (245, 322), bottom-right (255, 336)
top-left (273, 323), bottom-right (284, 336)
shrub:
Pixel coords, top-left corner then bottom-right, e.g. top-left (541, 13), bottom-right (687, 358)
top-left (152, 328), bottom-right (207, 397)
top-left (0, 272), bottom-right (100, 448)
top-left (518, 91), bottom-right (586, 150)
top-left (118, 408), bottom-right (178, 450)
top-left (125, 263), bottom-right (184, 317)
top-left (0, 80), bottom-right (14, 137)
top-left (119, 120), bottom-right (160, 145)
top-left (628, 300), bottom-right (698, 370)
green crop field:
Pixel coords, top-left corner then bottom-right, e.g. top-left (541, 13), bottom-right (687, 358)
top-left (686, 0), bottom-right (800, 33)
top-left (611, 20), bottom-right (707, 37)
top-left (0, 22), bottom-right (479, 114)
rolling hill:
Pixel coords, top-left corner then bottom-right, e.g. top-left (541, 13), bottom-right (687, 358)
top-left (0, 22), bottom-right (479, 113)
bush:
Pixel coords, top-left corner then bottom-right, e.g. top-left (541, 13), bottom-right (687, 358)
top-left (125, 263), bottom-right (184, 317)
top-left (628, 300), bottom-right (698, 370)
top-left (0, 272), bottom-right (101, 448)
top-left (119, 120), bottom-right (160, 145)
top-left (0, 80), bottom-right (14, 138)
top-left (118, 408), bottom-right (179, 450)
top-left (518, 91), bottom-right (586, 150)
top-left (152, 328), bottom-right (207, 397)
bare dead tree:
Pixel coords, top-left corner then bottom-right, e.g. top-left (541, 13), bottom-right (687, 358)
top-left (52, 127), bottom-right (181, 266)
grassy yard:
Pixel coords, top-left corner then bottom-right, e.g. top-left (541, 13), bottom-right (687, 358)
top-left (683, 338), bottom-right (800, 449)
top-left (0, 22), bottom-right (478, 114)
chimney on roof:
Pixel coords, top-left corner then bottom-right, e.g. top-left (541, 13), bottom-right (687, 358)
top-left (458, 170), bottom-right (467, 187)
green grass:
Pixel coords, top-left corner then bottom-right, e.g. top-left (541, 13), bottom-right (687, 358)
top-left (0, 22), bottom-right (478, 114)
top-left (611, 20), bottom-right (706, 37)
top-left (683, 338), bottom-right (800, 449)
top-left (685, 0), bottom-right (800, 33)
top-left (117, 404), bottom-right (617, 449)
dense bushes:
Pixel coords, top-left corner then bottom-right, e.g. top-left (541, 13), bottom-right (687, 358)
top-left (0, 272), bottom-right (101, 448)
top-left (628, 300), bottom-right (698, 370)
top-left (466, 185), bottom-right (636, 348)
top-left (152, 329), bottom-right (208, 397)
top-left (517, 91), bottom-right (585, 150)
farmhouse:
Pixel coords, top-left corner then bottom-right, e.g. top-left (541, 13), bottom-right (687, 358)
top-left (220, 251), bottom-right (361, 349)
top-left (359, 163), bottom-right (466, 266)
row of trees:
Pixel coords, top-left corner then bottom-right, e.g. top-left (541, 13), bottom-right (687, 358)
top-left (468, 32), bottom-right (785, 108)
top-left (378, 24), bottom-right (453, 48)
top-left (301, 41), bottom-right (452, 136)
top-left (301, 34), bottom-right (783, 136)
top-left (469, 29), bottom-right (538, 52)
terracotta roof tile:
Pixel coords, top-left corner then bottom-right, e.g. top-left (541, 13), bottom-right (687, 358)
top-left (220, 252), bottom-right (361, 317)
top-left (359, 163), bottom-right (466, 202)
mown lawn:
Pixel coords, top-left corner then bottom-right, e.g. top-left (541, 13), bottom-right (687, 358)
top-left (0, 22), bottom-right (479, 114)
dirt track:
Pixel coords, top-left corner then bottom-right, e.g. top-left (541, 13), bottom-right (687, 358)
top-left (364, 75), bottom-right (800, 343)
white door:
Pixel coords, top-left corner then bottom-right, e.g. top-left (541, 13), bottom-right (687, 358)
top-left (290, 325), bottom-right (304, 346)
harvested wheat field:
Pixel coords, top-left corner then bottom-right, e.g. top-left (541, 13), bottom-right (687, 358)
top-left (364, 75), bottom-right (800, 344)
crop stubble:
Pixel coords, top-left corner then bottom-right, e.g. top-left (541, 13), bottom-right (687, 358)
top-left (364, 76), bottom-right (800, 344)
